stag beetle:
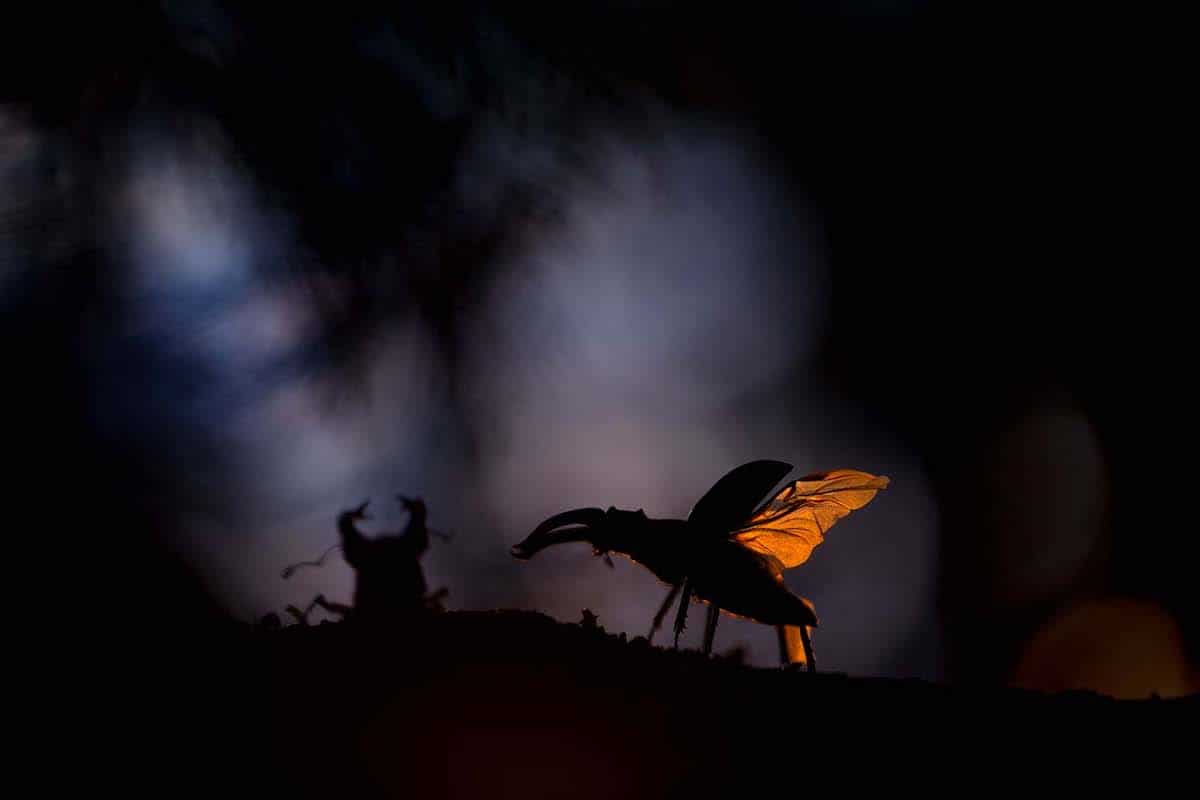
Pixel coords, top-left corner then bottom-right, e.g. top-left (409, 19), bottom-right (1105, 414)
top-left (512, 460), bottom-right (889, 669)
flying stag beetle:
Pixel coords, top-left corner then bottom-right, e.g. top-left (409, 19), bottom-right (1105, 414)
top-left (511, 461), bottom-right (889, 669)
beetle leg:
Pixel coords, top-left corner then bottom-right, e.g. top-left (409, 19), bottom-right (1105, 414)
top-left (648, 584), bottom-right (682, 643)
top-left (776, 625), bottom-right (791, 665)
top-left (672, 581), bottom-right (693, 649)
top-left (800, 626), bottom-right (817, 672)
top-left (776, 625), bottom-right (817, 670)
top-left (702, 604), bottom-right (720, 656)
top-left (313, 594), bottom-right (352, 617)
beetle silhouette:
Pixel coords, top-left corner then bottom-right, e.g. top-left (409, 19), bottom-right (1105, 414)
top-left (336, 496), bottom-right (432, 622)
top-left (511, 460), bottom-right (889, 669)
top-left (282, 495), bottom-right (451, 623)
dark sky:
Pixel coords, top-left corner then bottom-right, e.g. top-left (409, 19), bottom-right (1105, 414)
top-left (5, 2), bottom-right (1195, 695)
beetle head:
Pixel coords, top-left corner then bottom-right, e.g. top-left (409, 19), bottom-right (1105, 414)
top-left (511, 506), bottom-right (646, 561)
top-left (396, 495), bottom-right (426, 516)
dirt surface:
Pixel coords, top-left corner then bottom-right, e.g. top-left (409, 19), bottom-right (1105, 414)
top-left (141, 609), bottom-right (1181, 798)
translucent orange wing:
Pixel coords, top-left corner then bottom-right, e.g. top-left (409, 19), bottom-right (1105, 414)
top-left (732, 469), bottom-right (890, 568)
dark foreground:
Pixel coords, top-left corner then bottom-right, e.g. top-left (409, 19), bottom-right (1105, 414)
top-left (123, 610), bottom-right (1195, 798)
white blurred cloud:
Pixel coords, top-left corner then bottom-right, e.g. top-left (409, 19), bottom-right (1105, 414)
top-left (125, 141), bottom-right (255, 293)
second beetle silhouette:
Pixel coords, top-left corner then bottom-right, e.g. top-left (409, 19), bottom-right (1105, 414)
top-left (511, 461), bottom-right (889, 669)
top-left (338, 496), bottom-right (433, 622)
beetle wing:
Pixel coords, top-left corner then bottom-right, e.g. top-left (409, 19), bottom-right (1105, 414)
top-left (687, 460), bottom-right (794, 537)
top-left (732, 469), bottom-right (890, 568)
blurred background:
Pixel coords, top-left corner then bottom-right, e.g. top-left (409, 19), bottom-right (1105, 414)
top-left (5, 1), bottom-right (1195, 698)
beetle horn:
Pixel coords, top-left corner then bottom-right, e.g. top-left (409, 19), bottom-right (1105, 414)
top-left (511, 507), bottom-right (606, 559)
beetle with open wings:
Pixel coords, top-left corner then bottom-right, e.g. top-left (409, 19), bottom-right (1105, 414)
top-left (511, 460), bottom-right (890, 669)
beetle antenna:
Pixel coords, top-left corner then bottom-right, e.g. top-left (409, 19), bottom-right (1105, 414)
top-left (281, 543), bottom-right (344, 579)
